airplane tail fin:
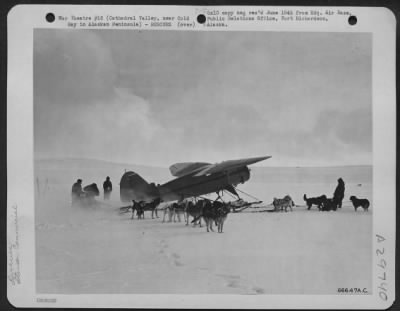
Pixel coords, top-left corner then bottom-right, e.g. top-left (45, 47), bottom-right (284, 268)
top-left (120, 171), bottom-right (159, 203)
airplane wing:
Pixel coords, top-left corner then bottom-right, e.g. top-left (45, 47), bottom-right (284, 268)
top-left (193, 156), bottom-right (271, 177)
top-left (169, 162), bottom-right (211, 177)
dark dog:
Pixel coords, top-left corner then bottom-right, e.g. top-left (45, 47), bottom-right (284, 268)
top-left (201, 201), bottom-right (217, 232)
top-left (131, 200), bottom-right (144, 219)
top-left (142, 198), bottom-right (161, 219)
top-left (321, 197), bottom-right (337, 211)
top-left (303, 194), bottom-right (327, 210)
top-left (185, 200), bottom-right (204, 227)
top-left (349, 196), bottom-right (370, 211)
top-left (192, 201), bottom-right (230, 233)
top-left (215, 203), bottom-right (230, 233)
top-left (136, 201), bottom-right (145, 219)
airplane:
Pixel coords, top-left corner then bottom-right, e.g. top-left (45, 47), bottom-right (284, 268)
top-left (120, 156), bottom-right (271, 203)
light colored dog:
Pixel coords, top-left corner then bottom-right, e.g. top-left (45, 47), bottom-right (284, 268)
top-left (161, 202), bottom-right (174, 223)
top-left (172, 202), bottom-right (186, 223)
top-left (161, 201), bottom-right (187, 223)
top-left (273, 195), bottom-right (295, 212)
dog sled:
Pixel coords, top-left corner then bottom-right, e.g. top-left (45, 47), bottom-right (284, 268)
top-left (72, 183), bottom-right (100, 207)
top-left (230, 199), bottom-right (263, 213)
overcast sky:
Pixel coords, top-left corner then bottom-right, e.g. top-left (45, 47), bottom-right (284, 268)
top-left (34, 29), bottom-right (372, 167)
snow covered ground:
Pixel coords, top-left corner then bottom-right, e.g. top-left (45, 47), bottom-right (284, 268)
top-left (35, 159), bottom-right (372, 294)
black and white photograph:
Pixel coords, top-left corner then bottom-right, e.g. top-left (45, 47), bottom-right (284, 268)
top-left (7, 5), bottom-right (396, 309)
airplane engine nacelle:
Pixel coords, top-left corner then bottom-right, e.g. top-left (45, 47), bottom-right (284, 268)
top-left (228, 166), bottom-right (250, 186)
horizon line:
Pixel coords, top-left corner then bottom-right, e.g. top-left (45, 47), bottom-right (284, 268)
top-left (34, 156), bottom-right (373, 169)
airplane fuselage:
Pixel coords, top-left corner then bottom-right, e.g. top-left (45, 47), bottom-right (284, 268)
top-left (120, 155), bottom-right (270, 203)
top-left (158, 166), bottom-right (250, 202)
top-left (120, 166), bottom-right (250, 203)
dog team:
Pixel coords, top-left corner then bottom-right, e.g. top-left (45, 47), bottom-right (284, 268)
top-left (273, 178), bottom-right (370, 212)
top-left (129, 198), bottom-right (230, 233)
top-left (303, 194), bottom-right (370, 212)
top-left (303, 177), bottom-right (370, 212)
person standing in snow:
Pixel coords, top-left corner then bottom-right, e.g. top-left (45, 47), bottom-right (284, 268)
top-left (333, 177), bottom-right (345, 209)
top-left (71, 179), bottom-right (83, 206)
top-left (103, 176), bottom-right (112, 200)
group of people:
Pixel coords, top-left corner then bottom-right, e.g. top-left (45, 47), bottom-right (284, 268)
top-left (71, 176), bottom-right (113, 206)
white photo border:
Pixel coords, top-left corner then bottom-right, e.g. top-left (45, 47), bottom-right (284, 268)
top-left (7, 5), bottom-right (396, 309)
